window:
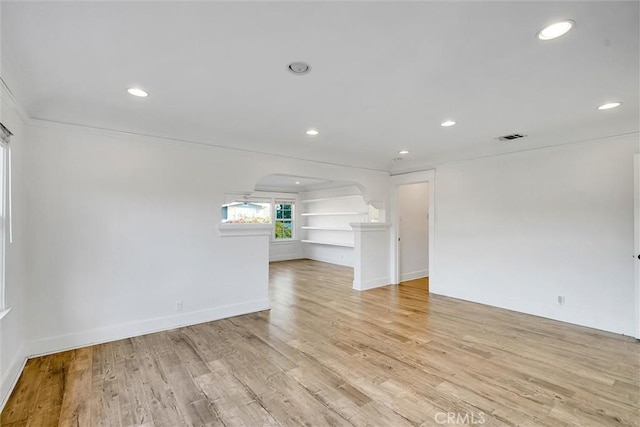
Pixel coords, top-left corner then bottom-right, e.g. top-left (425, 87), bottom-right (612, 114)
top-left (219, 195), bottom-right (295, 241)
top-left (274, 200), bottom-right (294, 240)
top-left (221, 201), bottom-right (271, 224)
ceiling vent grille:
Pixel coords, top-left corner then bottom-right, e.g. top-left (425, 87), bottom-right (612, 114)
top-left (496, 133), bottom-right (527, 141)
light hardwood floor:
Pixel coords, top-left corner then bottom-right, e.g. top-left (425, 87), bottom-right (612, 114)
top-left (2, 259), bottom-right (639, 426)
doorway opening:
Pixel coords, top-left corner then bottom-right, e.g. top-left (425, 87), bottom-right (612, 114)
top-left (391, 170), bottom-right (435, 287)
top-left (397, 182), bottom-right (429, 291)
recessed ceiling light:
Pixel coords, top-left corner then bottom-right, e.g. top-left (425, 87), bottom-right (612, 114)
top-left (441, 120), bottom-right (456, 127)
top-left (597, 102), bottom-right (621, 110)
top-left (537, 20), bottom-right (574, 40)
top-left (398, 150), bottom-right (410, 155)
top-left (127, 87), bottom-right (148, 97)
top-left (288, 62), bottom-right (311, 75)
top-left (306, 129), bottom-right (319, 136)
top-left (295, 181), bottom-right (301, 185)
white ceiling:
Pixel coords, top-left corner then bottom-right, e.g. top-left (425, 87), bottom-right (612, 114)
top-left (255, 173), bottom-right (362, 193)
top-left (255, 174), bottom-right (331, 193)
top-left (1, 1), bottom-right (638, 173)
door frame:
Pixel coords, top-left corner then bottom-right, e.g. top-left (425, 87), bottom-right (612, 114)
top-left (634, 154), bottom-right (639, 338)
top-left (390, 170), bottom-right (435, 285)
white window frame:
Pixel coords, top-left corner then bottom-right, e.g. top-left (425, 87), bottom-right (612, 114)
top-left (273, 199), bottom-right (295, 241)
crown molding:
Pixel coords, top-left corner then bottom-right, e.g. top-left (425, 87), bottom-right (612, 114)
top-left (0, 78), bottom-right (30, 123)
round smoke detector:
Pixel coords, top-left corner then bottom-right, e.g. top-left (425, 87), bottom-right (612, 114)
top-left (288, 62), bottom-right (311, 75)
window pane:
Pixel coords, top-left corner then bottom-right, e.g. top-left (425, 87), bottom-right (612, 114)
top-left (221, 202), bottom-right (271, 223)
top-left (274, 201), bottom-right (294, 239)
top-left (275, 220), bottom-right (293, 239)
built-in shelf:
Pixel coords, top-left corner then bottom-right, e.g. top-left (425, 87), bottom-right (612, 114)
top-left (301, 195), bottom-right (363, 204)
top-left (300, 193), bottom-right (367, 260)
top-left (301, 226), bottom-right (352, 231)
top-left (301, 240), bottom-right (354, 248)
top-left (301, 212), bottom-right (367, 216)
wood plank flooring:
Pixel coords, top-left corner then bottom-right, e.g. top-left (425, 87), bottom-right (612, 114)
top-left (2, 259), bottom-right (638, 426)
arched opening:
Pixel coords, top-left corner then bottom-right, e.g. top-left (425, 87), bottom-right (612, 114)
top-left (223, 174), bottom-right (387, 291)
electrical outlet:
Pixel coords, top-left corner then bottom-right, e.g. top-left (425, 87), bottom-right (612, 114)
top-left (175, 301), bottom-right (183, 312)
top-left (557, 296), bottom-right (565, 305)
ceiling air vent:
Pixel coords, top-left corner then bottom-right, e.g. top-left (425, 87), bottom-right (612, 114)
top-left (496, 133), bottom-right (527, 141)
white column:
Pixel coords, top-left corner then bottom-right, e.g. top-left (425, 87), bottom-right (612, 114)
top-left (350, 223), bottom-right (391, 291)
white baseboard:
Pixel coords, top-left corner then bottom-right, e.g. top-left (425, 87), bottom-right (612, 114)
top-left (27, 298), bottom-right (270, 358)
top-left (0, 342), bottom-right (27, 413)
top-left (400, 269), bottom-right (429, 282)
top-left (353, 277), bottom-right (390, 291)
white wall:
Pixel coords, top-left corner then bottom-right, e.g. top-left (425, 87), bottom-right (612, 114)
top-left (304, 244), bottom-right (354, 267)
top-left (398, 182), bottom-right (429, 281)
top-left (24, 120), bottom-right (390, 355)
top-left (0, 89), bottom-right (27, 410)
top-left (432, 136), bottom-right (639, 336)
top-left (270, 240), bottom-right (304, 262)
